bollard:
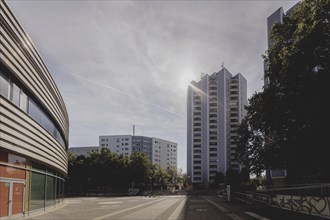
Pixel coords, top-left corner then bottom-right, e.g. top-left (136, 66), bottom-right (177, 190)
top-left (227, 185), bottom-right (231, 201)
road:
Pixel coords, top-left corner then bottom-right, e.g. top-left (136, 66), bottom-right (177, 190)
top-left (20, 195), bottom-right (326, 220)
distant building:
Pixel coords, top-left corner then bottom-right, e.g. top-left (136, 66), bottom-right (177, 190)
top-left (187, 67), bottom-right (247, 184)
top-left (68, 146), bottom-right (99, 157)
top-left (99, 135), bottom-right (177, 170)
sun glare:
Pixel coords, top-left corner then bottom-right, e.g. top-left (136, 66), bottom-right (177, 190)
top-left (179, 68), bottom-right (193, 91)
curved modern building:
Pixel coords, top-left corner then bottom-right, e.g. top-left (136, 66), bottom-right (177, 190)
top-left (0, 1), bottom-right (69, 218)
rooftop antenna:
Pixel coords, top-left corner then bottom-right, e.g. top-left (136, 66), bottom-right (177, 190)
top-left (201, 72), bottom-right (204, 79)
top-left (133, 125), bottom-right (135, 136)
top-left (221, 61), bottom-right (224, 68)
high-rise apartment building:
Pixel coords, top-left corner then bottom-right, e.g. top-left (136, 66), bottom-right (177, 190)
top-left (187, 67), bottom-right (247, 184)
top-left (99, 135), bottom-right (177, 170)
top-left (68, 146), bottom-right (99, 157)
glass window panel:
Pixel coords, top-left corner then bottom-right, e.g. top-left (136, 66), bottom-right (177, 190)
top-left (28, 98), bottom-right (42, 123)
top-left (40, 112), bottom-right (54, 135)
top-left (61, 180), bottom-right (64, 198)
top-left (45, 176), bottom-right (55, 207)
top-left (31, 161), bottom-right (46, 172)
top-left (19, 91), bottom-right (28, 112)
top-left (0, 151), bottom-right (26, 179)
top-left (56, 178), bottom-right (60, 202)
top-left (10, 83), bottom-right (20, 106)
top-left (30, 172), bottom-right (45, 211)
top-left (0, 71), bottom-right (9, 98)
top-left (8, 153), bottom-right (26, 167)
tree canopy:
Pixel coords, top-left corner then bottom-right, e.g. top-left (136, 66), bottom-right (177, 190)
top-left (236, 0), bottom-right (330, 183)
top-left (66, 148), bottom-right (186, 194)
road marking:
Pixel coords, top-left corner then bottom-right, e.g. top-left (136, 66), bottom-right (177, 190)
top-left (167, 198), bottom-right (187, 220)
top-left (202, 196), bottom-right (244, 220)
top-left (98, 201), bottom-right (123, 205)
top-left (235, 197), bottom-right (253, 205)
top-left (244, 211), bottom-right (270, 220)
top-left (202, 196), bottom-right (229, 212)
top-left (65, 199), bottom-right (82, 204)
top-left (92, 197), bottom-right (168, 220)
top-left (82, 197), bottom-right (98, 200)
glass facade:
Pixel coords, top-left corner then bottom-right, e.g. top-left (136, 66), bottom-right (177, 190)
top-left (0, 64), bottom-right (66, 148)
top-left (0, 2), bottom-right (68, 218)
top-left (0, 150), bottom-right (65, 214)
top-left (30, 172), bottom-right (45, 211)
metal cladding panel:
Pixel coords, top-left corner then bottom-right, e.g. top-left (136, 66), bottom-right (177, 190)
top-left (187, 85), bottom-right (193, 181)
top-left (0, 1), bottom-right (69, 174)
top-left (216, 68), bottom-right (232, 175)
top-left (200, 75), bottom-right (209, 182)
top-left (0, 98), bottom-right (67, 174)
top-left (0, 1), bottom-right (69, 145)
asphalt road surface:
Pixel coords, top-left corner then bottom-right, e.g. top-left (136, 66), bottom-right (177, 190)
top-left (20, 195), bottom-right (326, 220)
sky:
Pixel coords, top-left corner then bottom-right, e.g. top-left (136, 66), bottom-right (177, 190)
top-left (8, 0), bottom-right (299, 172)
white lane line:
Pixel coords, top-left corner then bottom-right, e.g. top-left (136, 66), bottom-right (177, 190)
top-left (98, 201), bottom-right (123, 205)
top-left (202, 196), bottom-right (244, 220)
top-left (65, 200), bottom-right (82, 204)
top-left (92, 197), bottom-right (168, 220)
top-left (120, 198), bottom-right (180, 219)
top-left (82, 197), bottom-right (98, 200)
top-left (235, 197), bottom-right (254, 205)
top-left (167, 198), bottom-right (187, 220)
top-left (244, 211), bottom-right (270, 220)
top-left (202, 196), bottom-right (229, 212)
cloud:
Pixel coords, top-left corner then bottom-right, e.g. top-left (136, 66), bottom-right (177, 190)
top-left (8, 0), bottom-right (299, 171)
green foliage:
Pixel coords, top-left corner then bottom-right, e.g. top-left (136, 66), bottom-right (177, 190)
top-left (66, 148), bottom-right (187, 193)
top-left (213, 172), bottom-right (225, 185)
top-left (66, 148), bottom-right (154, 193)
top-left (236, 0), bottom-right (330, 183)
top-left (129, 151), bottom-right (153, 185)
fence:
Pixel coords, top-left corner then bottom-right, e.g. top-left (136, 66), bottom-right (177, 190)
top-left (236, 184), bottom-right (330, 218)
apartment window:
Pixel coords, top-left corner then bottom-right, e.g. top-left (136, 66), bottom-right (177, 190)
top-left (125, 138), bottom-right (129, 141)
top-left (10, 83), bottom-right (20, 106)
top-left (0, 71), bottom-right (9, 98)
top-left (125, 143), bottom-right (129, 146)
top-left (19, 90), bottom-right (28, 112)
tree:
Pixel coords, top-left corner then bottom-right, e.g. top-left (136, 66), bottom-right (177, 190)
top-left (129, 151), bottom-right (153, 187)
top-left (151, 164), bottom-right (170, 190)
top-left (237, 0), bottom-right (330, 183)
top-left (214, 172), bottom-right (225, 185)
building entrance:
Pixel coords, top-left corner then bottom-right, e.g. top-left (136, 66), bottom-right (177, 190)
top-left (0, 179), bottom-right (25, 218)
